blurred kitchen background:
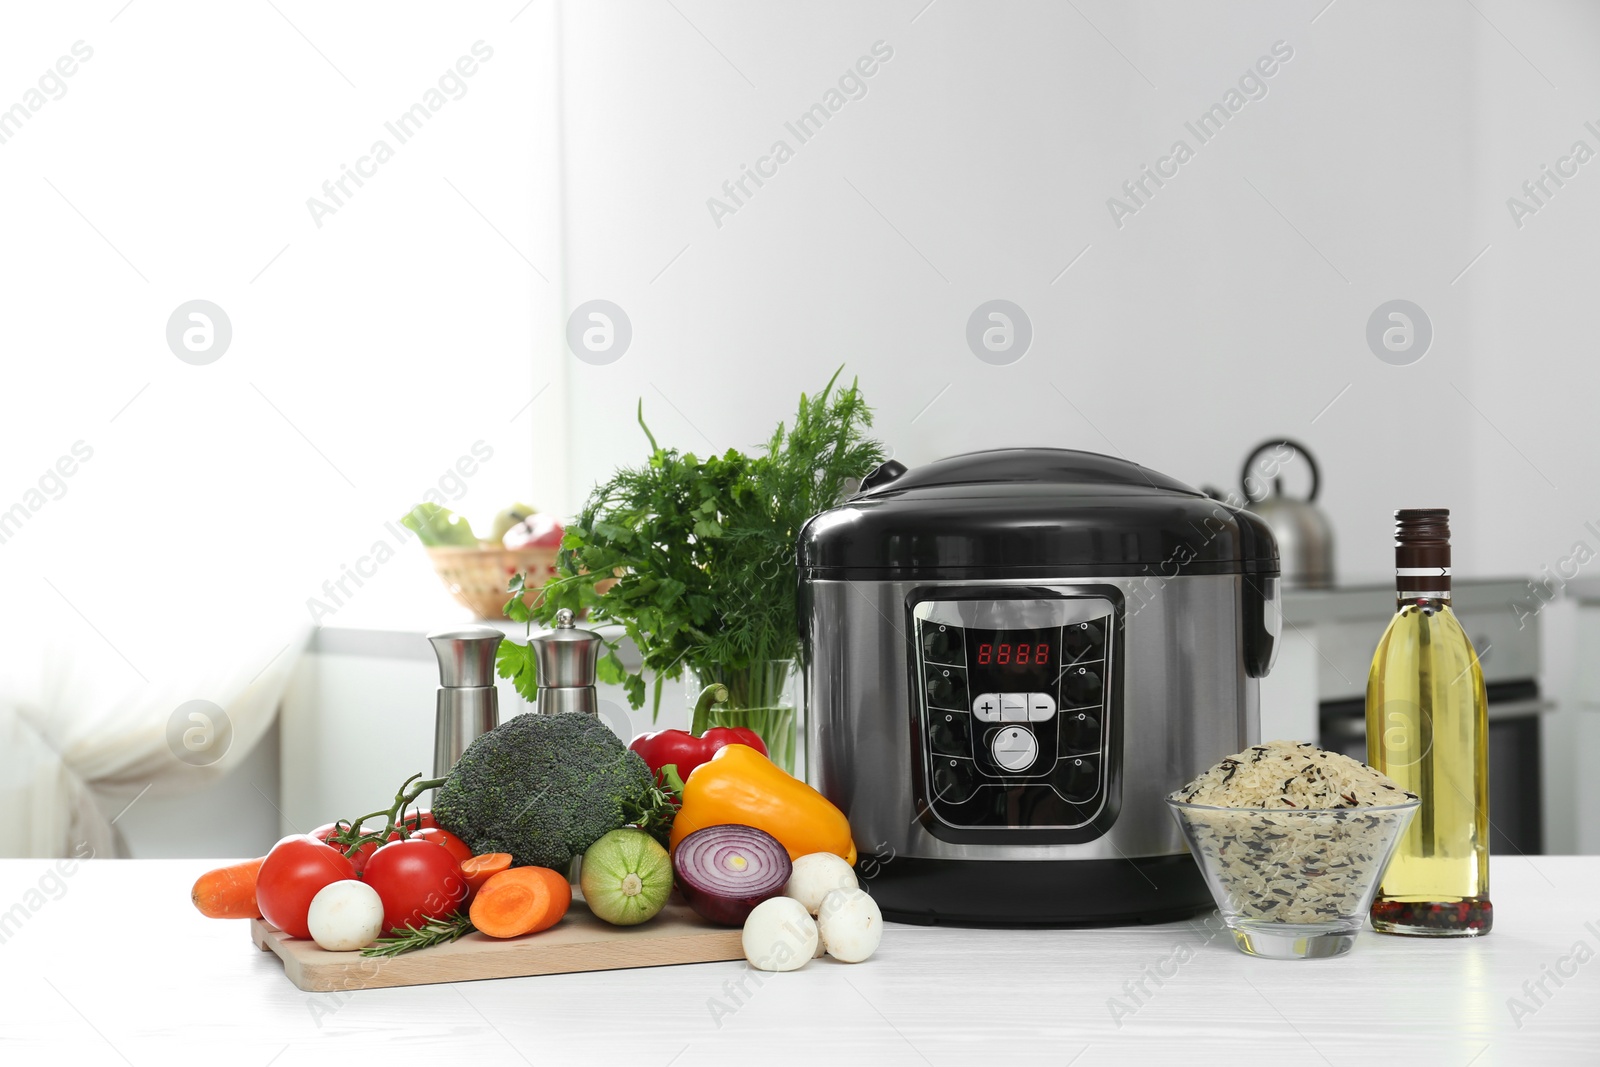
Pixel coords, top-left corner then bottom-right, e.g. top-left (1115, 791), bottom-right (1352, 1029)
top-left (3, 1), bottom-right (1599, 860)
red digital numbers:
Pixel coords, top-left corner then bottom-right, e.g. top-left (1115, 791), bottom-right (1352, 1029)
top-left (975, 642), bottom-right (1050, 667)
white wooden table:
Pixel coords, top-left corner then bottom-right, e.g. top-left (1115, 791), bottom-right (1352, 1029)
top-left (1, 857), bottom-right (1595, 1065)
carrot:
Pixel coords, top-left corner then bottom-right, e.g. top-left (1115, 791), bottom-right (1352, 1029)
top-left (468, 866), bottom-right (570, 938)
top-left (191, 858), bottom-right (266, 919)
top-left (460, 853), bottom-right (513, 895)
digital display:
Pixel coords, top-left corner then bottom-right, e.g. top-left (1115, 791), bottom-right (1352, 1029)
top-left (967, 626), bottom-right (1059, 691)
top-left (976, 642), bottom-right (1051, 666)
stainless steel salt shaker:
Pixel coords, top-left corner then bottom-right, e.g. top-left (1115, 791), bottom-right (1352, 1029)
top-left (427, 625), bottom-right (504, 777)
top-left (530, 608), bottom-right (601, 716)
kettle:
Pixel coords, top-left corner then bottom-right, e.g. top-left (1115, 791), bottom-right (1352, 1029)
top-left (1240, 439), bottom-right (1334, 589)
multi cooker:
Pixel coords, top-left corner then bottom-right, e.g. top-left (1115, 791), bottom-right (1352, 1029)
top-left (798, 448), bottom-right (1280, 924)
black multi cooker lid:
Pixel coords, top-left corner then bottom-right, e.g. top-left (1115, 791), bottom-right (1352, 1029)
top-left (798, 448), bottom-right (1279, 579)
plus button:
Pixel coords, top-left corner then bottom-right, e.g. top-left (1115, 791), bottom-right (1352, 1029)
top-left (972, 693), bottom-right (1002, 722)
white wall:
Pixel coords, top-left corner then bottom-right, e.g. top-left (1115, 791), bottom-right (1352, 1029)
top-left (553, 1), bottom-right (1600, 851)
top-left (557, 1), bottom-right (1502, 587)
top-left (552, 0), bottom-right (1594, 587)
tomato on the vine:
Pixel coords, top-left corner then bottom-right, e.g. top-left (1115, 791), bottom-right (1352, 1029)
top-left (412, 826), bottom-right (473, 865)
top-left (362, 839), bottom-right (468, 935)
top-left (310, 822), bottom-right (399, 875)
top-left (256, 835), bottom-right (358, 939)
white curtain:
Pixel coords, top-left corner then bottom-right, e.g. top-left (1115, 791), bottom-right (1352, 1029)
top-left (0, 617), bottom-right (307, 859)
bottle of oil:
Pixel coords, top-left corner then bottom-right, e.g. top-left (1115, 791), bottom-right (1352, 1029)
top-left (1366, 508), bottom-right (1491, 936)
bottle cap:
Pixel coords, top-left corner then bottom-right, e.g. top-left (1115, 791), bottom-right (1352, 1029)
top-left (1394, 508), bottom-right (1450, 595)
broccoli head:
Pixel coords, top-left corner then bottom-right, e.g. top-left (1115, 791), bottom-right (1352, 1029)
top-left (433, 711), bottom-right (671, 870)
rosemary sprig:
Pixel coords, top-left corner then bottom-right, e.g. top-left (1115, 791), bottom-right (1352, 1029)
top-left (360, 910), bottom-right (476, 958)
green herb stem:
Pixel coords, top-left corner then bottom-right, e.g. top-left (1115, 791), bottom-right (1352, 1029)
top-left (328, 774), bottom-right (446, 857)
top-left (361, 910), bottom-right (475, 958)
top-left (503, 368), bottom-right (885, 723)
top-left (689, 683), bottom-right (730, 736)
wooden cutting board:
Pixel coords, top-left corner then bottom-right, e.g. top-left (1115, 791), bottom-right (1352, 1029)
top-left (251, 895), bottom-right (744, 991)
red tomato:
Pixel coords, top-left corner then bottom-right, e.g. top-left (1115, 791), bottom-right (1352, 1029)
top-left (401, 810), bottom-right (439, 832)
top-left (256, 835), bottom-right (358, 939)
top-left (363, 839), bottom-right (469, 934)
top-left (413, 826), bottom-right (473, 865)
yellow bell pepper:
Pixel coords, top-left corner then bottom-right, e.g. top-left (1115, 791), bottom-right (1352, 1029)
top-left (669, 744), bottom-right (857, 867)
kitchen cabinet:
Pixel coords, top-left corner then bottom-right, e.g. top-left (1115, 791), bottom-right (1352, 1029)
top-left (277, 622), bottom-right (685, 841)
top-left (1559, 579), bottom-right (1600, 855)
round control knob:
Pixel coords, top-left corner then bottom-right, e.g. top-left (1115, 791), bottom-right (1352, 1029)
top-left (1054, 755), bottom-right (1099, 803)
top-left (925, 668), bottom-right (968, 710)
top-left (933, 760), bottom-right (976, 804)
top-left (921, 624), bottom-right (963, 663)
top-left (1063, 620), bottom-right (1105, 662)
top-left (930, 712), bottom-right (971, 757)
top-left (990, 726), bottom-right (1038, 772)
top-left (1060, 711), bottom-right (1100, 754)
top-left (1063, 667), bottom-right (1102, 707)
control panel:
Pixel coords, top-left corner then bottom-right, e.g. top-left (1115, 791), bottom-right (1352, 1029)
top-left (914, 594), bottom-right (1117, 836)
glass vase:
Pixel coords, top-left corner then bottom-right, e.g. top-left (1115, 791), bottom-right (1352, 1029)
top-left (688, 660), bottom-right (801, 775)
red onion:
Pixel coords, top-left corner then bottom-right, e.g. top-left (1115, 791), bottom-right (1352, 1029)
top-left (673, 824), bottom-right (793, 926)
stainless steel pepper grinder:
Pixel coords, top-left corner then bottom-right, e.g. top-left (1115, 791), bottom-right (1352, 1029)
top-left (530, 608), bottom-right (601, 716)
top-left (427, 625), bottom-right (504, 777)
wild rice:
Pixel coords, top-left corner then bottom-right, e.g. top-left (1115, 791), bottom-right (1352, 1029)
top-left (1170, 740), bottom-right (1418, 924)
top-left (1175, 739), bottom-right (1414, 809)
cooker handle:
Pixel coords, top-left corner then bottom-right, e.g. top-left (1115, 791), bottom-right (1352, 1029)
top-left (1242, 573), bottom-right (1280, 678)
top-left (858, 459), bottom-right (908, 492)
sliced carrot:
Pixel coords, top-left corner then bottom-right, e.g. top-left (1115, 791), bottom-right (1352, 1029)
top-left (525, 867), bottom-right (571, 931)
top-left (469, 866), bottom-right (571, 938)
top-left (191, 858), bottom-right (265, 919)
top-left (460, 852), bottom-right (513, 895)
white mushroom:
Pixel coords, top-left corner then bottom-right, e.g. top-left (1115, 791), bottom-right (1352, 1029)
top-left (306, 880), bottom-right (384, 952)
top-left (741, 896), bottom-right (818, 972)
top-left (783, 852), bottom-right (859, 915)
top-left (816, 888), bottom-right (882, 963)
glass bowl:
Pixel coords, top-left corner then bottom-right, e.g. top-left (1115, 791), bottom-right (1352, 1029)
top-left (1167, 796), bottom-right (1419, 960)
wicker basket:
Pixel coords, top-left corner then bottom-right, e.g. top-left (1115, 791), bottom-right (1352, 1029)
top-left (426, 545), bottom-right (563, 620)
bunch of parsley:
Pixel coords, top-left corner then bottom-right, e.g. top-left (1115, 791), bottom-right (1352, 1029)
top-left (498, 369), bottom-right (886, 718)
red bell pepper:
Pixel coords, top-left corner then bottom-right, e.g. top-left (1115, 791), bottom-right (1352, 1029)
top-left (628, 683), bottom-right (771, 791)
top-left (628, 725), bottom-right (767, 789)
